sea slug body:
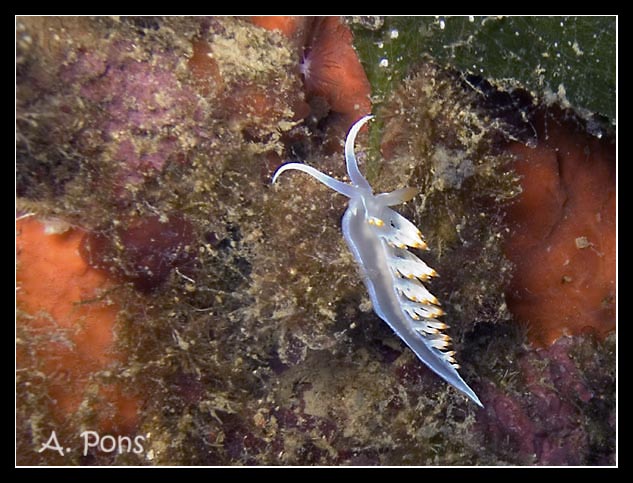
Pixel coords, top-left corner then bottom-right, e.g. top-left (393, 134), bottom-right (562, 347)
top-left (272, 115), bottom-right (483, 407)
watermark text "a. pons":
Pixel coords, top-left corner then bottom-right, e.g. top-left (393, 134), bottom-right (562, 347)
top-left (38, 430), bottom-right (147, 457)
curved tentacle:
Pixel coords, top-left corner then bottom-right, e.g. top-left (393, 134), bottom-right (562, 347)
top-left (345, 115), bottom-right (374, 191)
top-left (375, 187), bottom-right (418, 206)
top-left (272, 162), bottom-right (357, 198)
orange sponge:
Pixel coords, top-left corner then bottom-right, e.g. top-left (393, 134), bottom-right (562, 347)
top-left (504, 114), bottom-right (615, 346)
top-left (300, 17), bottom-right (371, 123)
top-left (250, 16), bottom-right (305, 38)
top-left (16, 217), bottom-right (138, 433)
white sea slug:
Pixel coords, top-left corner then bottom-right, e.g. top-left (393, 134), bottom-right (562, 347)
top-left (272, 115), bottom-right (483, 407)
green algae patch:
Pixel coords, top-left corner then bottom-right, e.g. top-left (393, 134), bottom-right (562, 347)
top-left (352, 16), bottom-right (615, 124)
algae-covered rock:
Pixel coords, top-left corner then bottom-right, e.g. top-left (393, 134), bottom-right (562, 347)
top-left (16, 16), bottom-right (615, 466)
top-left (352, 16), bottom-right (616, 125)
top-left (377, 62), bottom-right (521, 338)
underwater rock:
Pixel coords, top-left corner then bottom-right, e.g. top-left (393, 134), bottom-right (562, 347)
top-left (504, 108), bottom-right (616, 346)
top-left (378, 63), bottom-right (519, 338)
top-left (350, 17), bottom-right (615, 126)
top-left (376, 66), bottom-right (615, 465)
top-left (16, 16), bottom-right (305, 465)
top-left (16, 16), bottom-right (301, 221)
top-left (16, 16), bottom-right (615, 467)
top-left (477, 334), bottom-right (615, 465)
top-left (81, 214), bottom-right (196, 293)
top-left (56, 32), bottom-right (204, 194)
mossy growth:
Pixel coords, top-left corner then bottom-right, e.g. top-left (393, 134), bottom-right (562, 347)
top-left (374, 62), bottom-right (523, 343)
top-left (15, 16), bottom-right (304, 465)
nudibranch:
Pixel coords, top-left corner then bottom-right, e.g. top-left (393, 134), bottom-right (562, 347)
top-left (272, 115), bottom-right (483, 407)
